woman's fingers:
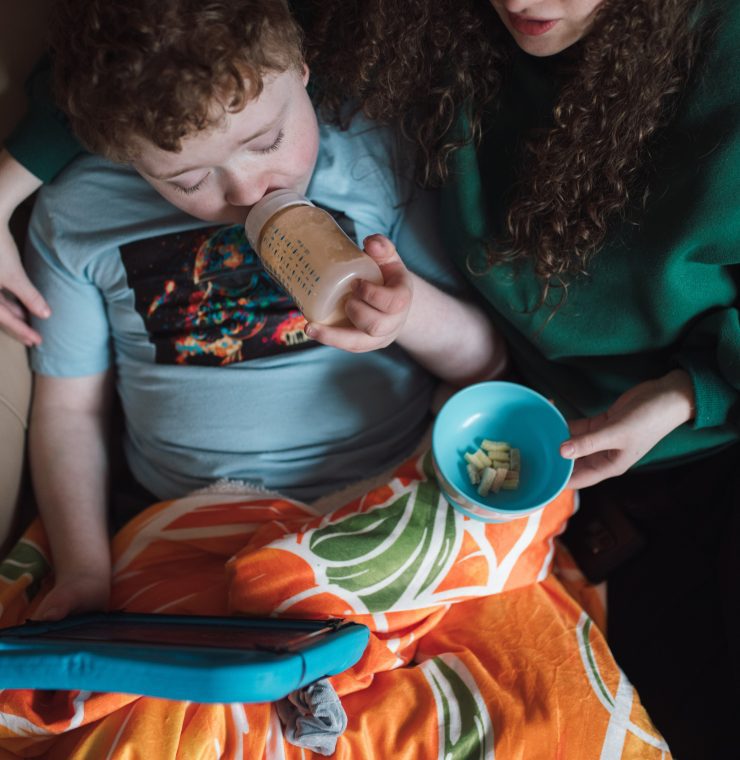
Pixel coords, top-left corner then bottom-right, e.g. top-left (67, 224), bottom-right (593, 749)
top-left (560, 414), bottom-right (612, 459)
top-left (0, 233), bottom-right (49, 343)
top-left (567, 450), bottom-right (625, 490)
top-left (8, 274), bottom-right (50, 320)
top-left (561, 414), bottom-right (629, 488)
top-left (0, 228), bottom-right (51, 319)
top-left (0, 293), bottom-right (43, 345)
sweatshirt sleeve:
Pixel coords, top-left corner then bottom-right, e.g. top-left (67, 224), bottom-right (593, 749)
top-left (675, 309), bottom-right (740, 431)
top-left (669, 0), bottom-right (740, 432)
top-left (4, 59), bottom-right (83, 183)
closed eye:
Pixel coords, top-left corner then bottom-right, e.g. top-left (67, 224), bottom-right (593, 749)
top-left (258, 130), bottom-right (284, 154)
top-left (175, 172), bottom-right (211, 195)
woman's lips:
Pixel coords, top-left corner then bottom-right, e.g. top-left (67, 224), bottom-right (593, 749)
top-left (506, 12), bottom-right (559, 36)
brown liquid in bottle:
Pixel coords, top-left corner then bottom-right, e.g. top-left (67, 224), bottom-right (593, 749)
top-left (245, 190), bottom-right (383, 325)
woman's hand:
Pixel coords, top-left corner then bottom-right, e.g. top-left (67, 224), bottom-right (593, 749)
top-left (304, 234), bottom-right (413, 352)
top-left (0, 148), bottom-right (48, 345)
top-left (0, 224), bottom-right (50, 345)
top-left (32, 569), bottom-right (111, 621)
top-left (561, 369), bottom-right (696, 490)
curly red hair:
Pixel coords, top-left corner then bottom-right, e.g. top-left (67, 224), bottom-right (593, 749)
top-left (50, 0), bottom-right (304, 161)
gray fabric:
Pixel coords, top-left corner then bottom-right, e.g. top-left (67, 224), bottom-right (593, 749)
top-left (276, 678), bottom-right (347, 756)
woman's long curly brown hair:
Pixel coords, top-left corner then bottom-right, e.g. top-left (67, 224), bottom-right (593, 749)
top-left (306, 0), bottom-right (709, 303)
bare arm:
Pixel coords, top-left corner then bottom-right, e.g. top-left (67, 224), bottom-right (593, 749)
top-left (29, 370), bottom-right (114, 619)
top-left (397, 270), bottom-right (507, 386)
top-left (0, 148), bottom-right (48, 344)
top-left (306, 235), bottom-right (508, 385)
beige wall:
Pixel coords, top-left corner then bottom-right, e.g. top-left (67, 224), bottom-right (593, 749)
top-left (0, 1), bottom-right (51, 141)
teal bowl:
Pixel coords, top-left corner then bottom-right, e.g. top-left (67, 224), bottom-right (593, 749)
top-left (432, 381), bottom-right (573, 522)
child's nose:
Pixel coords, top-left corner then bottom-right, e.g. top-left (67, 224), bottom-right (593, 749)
top-left (224, 174), bottom-right (270, 208)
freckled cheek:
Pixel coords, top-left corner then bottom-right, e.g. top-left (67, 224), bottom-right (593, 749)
top-left (290, 104), bottom-right (320, 176)
top-left (292, 135), bottom-right (320, 182)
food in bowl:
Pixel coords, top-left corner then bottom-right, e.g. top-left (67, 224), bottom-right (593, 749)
top-left (464, 440), bottom-right (520, 496)
top-left (431, 381), bottom-right (573, 522)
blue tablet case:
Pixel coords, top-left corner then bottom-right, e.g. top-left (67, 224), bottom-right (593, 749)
top-left (0, 612), bottom-right (370, 703)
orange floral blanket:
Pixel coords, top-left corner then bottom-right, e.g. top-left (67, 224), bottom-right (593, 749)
top-left (0, 453), bottom-right (670, 758)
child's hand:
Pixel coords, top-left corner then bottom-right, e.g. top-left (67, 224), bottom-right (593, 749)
top-left (0, 225), bottom-right (50, 345)
top-left (560, 369), bottom-right (696, 490)
top-left (305, 234), bottom-right (413, 352)
top-left (32, 571), bottom-right (111, 621)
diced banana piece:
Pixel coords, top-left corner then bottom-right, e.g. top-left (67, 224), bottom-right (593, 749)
top-left (467, 463), bottom-right (481, 485)
top-left (477, 467), bottom-right (497, 496)
top-left (489, 453), bottom-right (511, 465)
top-left (464, 450), bottom-right (490, 469)
top-left (502, 470), bottom-right (519, 491)
top-left (510, 449), bottom-right (521, 472)
top-left (490, 467), bottom-right (509, 493)
top-left (475, 450), bottom-right (492, 468)
top-left (481, 440), bottom-right (510, 453)
top-left (461, 440), bottom-right (521, 496)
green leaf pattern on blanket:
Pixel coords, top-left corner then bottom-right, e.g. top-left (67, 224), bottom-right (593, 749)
top-left (0, 539), bottom-right (50, 601)
top-left (424, 655), bottom-right (493, 760)
top-left (308, 478), bottom-right (457, 612)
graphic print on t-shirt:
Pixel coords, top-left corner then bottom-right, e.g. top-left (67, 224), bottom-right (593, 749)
top-left (119, 223), bottom-right (320, 366)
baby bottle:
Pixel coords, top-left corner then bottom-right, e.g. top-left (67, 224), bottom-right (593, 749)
top-left (245, 189), bottom-right (383, 325)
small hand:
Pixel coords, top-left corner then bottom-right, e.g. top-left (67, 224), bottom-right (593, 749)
top-left (0, 225), bottom-right (50, 345)
top-left (305, 234), bottom-right (413, 352)
top-left (32, 571), bottom-right (110, 621)
top-left (560, 370), bottom-right (695, 490)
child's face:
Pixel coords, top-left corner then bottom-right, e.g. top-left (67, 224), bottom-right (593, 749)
top-left (133, 67), bottom-right (319, 224)
top-left (490, 0), bottom-right (605, 56)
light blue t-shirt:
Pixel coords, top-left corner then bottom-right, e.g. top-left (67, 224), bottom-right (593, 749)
top-left (28, 116), bottom-right (464, 501)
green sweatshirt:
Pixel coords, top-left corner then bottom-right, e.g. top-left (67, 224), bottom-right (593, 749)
top-left (441, 0), bottom-right (740, 467)
top-left (5, 62), bottom-right (82, 183)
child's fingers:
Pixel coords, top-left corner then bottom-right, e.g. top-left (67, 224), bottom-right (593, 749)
top-left (306, 320), bottom-right (383, 353)
top-left (362, 234), bottom-right (412, 286)
top-left (31, 576), bottom-right (110, 621)
top-left (362, 234), bottom-right (401, 266)
top-left (350, 278), bottom-right (411, 317)
top-left (344, 296), bottom-right (402, 339)
top-left (32, 593), bottom-right (72, 622)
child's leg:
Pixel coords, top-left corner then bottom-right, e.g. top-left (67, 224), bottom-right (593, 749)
top-left (0, 329), bottom-right (31, 550)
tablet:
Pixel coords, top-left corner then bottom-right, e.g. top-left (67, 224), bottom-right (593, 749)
top-left (0, 612), bottom-right (369, 703)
